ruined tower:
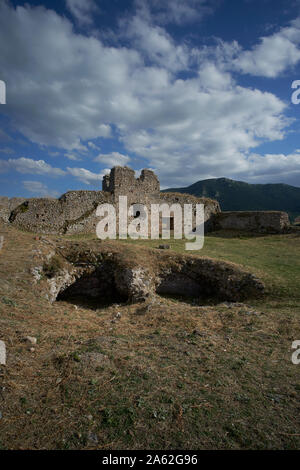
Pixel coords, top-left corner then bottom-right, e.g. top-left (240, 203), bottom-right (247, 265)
top-left (102, 166), bottom-right (160, 204)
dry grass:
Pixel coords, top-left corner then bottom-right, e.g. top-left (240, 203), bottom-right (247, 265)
top-left (0, 222), bottom-right (300, 449)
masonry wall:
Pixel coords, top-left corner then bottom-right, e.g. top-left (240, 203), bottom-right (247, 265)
top-left (9, 191), bottom-right (113, 234)
top-left (103, 166), bottom-right (160, 205)
top-left (0, 196), bottom-right (28, 223)
top-left (2, 166), bottom-right (291, 236)
top-left (7, 190), bottom-right (220, 236)
top-left (214, 211), bottom-right (290, 233)
top-left (159, 192), bottom-right (220, 231)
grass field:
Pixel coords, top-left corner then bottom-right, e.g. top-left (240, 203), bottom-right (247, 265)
top-left (0, 224), bottom-right (300, 449)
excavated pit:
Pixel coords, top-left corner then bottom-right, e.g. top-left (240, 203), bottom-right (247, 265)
top-left (56, 268), bottom-right (128, 308)
top-left (42, 240), bottom-right (265, 308)
top-left (155, 272), bottom-right (220, 304)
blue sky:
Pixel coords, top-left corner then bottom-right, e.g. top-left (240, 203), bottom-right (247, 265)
top-left (1, 0), bottom-right (300, 198)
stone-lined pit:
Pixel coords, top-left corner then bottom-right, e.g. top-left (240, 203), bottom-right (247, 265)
top-left (56, 266), bottom-right (128, 307)
top-left (38, 240), bottom-right (265, 308)
top-left (155, 257), bottom-right (264, 304)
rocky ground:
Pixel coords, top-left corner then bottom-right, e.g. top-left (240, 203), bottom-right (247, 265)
top-left (0, 221), bottom-right (300, 449)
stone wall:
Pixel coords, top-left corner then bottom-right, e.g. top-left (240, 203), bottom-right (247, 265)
top-left (7, 167), bottom-right (220, 235)
top-left (0, 196), bottom-right (28, 223)
top-left (103, 166), bottom-right (160, 204)
top-left (159, 192), bottom-right (220, 231)
top-left (2, 166), bottom-right (291, 236)
top-left (214, 211), bottom-right (290, 233)
top-left (9, 191), bottom-right (113, 235)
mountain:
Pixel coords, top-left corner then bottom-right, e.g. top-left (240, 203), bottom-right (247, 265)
top-left (162, 177), bottom-right (300, 222)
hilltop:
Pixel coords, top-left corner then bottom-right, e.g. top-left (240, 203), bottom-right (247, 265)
top-left (163, 178), bottom-right (300, 222)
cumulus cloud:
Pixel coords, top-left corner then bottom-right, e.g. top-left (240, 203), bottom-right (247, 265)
top-left (0, 2), bottom-right (299, 188)
top-left (0, 1), bottom-right (127, 150)
top-left (122, 83), bottom-right (288, 186)
top-left (123, 15), bottom-right (188, 72)
top-left (22, 180), bottom-right (60, 198)
top-left (94, 152), bottom-right (130, 167)
top-left (65, 0), bottom-right (99, 26)
top-left (0, 157), bottom-right (66, 176)
top-left (67, 166), bottom-right (109, 185)
top-left (0, 155), bottom-right (109, 187)
top-left (236, 151), bottom-right (300, 180)
top-left (192, 18), bottom-right (300, 79)
top-left (233, 18), bottom-right (300, 77)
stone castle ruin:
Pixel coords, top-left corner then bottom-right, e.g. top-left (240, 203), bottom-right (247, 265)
top-left (0, 166), bottom-right (290, 235)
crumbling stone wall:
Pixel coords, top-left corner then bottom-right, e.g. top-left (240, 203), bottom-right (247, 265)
top-left (9, 191), bottom-right (112, 235)
top-left (214, 211), bottom-right (290, 233)
top-left (158, 192), bottom-right (220, 231)
top-left (6, 166), bottom-right (220, 235)
top-left (0, 196), bottom-right (28, 223)
top-left (3, 166), bottom-right (290, 235)
top-left (103, 166), bottom-right (160, 205)
top-left (102, 168), bottom-right (220, 234)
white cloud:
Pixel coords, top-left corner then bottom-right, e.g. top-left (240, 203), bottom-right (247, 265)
top-left (123, 15), bottom-right (188, 72)
top-left (65, 0), bottom-right (99, 26)
top-left (134, 0), bottom-right (217, 26)
top-left (0, 157), bottom-right (66, 176)
top-left (233, 19), bottom-right (300, 77)
top-left (94, 151), bottom-right (130, 167)
top-left (197, 62), bottom-right (234, 90)
top-left (67, 166), bottom-right (109, 185)
top-left (121, 82), bottom-right (288, 186)
top-left (0, 1), bottom-right (130, 150)
top-left (0, 2), bottom-right (299, 188)
top-left (192, 19), bottom-right (300, 78)
top-left (22, 180), bottom-right (60, 198)
top-left (238, 152), bottom-right (300, 179)
top-left (64, 153), bottom-right (82, 161)
top-left (88, 141), bottom-right (100, 150)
